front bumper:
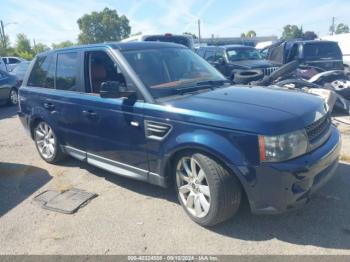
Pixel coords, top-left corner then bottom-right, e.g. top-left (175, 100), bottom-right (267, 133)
top-left (240, 125), bottom-right (341, 214)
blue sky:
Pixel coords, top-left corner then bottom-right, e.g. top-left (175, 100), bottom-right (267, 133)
top-left (1, 0), bottom-right (350, 46)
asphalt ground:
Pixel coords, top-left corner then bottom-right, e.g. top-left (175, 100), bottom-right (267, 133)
top-left (0, 105), bottom-right (349, 255)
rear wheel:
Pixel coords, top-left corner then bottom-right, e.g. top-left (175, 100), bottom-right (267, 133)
top-left (34, 121), bottom-right (65, 163)
top-left (175, 152), bottom-right (242, 226)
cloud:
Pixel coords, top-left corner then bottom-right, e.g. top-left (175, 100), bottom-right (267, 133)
top-left (2, 0), bottom-right (350, 45)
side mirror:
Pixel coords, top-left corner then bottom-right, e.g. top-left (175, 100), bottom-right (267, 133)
top-left (100, 81), bottom-right (136, 99)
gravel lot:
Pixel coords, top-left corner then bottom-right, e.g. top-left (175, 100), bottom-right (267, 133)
top-left (0, 105), bottom-right (350, 255)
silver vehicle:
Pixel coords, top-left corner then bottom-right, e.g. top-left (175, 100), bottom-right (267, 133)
top-left (121, 33), bottom-right (194, 50)
top-left (0, 56), bottom-right (7, 72)
top-left (0, 69), bottom-right (18, 106)
top-left (2, 56), bottom-right (25, 72)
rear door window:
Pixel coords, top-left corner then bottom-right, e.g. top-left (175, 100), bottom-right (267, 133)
top-left (204, 50), bottom-right (216, 62)
top-left (56, 52), bottom-right (81, 92)
top-left (27, 54), bottom-right (55, 88)
top-left (9, 58), bottom-right (20, 64)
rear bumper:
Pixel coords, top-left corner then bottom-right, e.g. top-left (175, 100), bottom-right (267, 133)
top-left (239, 125), bottom-right (341, 214)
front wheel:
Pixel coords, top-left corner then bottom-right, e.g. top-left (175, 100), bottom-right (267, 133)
top-left (175, 152), bottom-right (242, 226)
top-left (34, 121), bottom-right (65, 163)
top-left (8, 88), bottom-right (18, 106)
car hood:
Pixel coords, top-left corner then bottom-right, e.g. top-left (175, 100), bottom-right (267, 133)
top-left (164, 86), bottom-right (327, 135)
top-left (229, 59), bottom-right (277, 69)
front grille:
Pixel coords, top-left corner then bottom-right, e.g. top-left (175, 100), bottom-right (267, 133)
top-left (262, 67), bottom-right (279, 75)
top-left (305, 114), bottom-right (331, 142)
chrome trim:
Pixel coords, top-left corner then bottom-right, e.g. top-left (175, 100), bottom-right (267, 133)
top-left (87, 152), bottom-right (148, 175)
top-left (62, 145), bottom-right (87, 161)
top-left (62, 146), bottom-right (167, 187)
top-left (144, 120), bottom-right (172, 141)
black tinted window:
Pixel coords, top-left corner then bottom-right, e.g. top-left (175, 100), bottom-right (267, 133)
top-left (303, 42), bottom-right (342, 59)
top-left (204, 50), bottom-right (215, 62)
top-left (27, 55), bottom-right (55, 88)
top-left (56, 52), bottom-right (79, 91)
top-left (9, 58), bottom-right (19, 64)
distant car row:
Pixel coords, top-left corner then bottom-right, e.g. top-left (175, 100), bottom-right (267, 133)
top-left (0, 60), bottom-right (30, 107)
top-left (0, 56), bottom-right (25, 72)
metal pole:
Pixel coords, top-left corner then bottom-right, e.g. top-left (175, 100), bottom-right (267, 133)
top-left (331, 17), bottom-right (335, 35)
top-left (0, 20), bottom-right (5, 47)
top-left (198, 19), bottom-right (201, 45)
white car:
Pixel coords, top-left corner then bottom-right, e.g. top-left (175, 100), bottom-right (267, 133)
top-left (121, 33), bottom-right (194, 50)
top-left (2, 56), bottom-right (25, 72)
top-left (0, 56), bottom-right (7, 72)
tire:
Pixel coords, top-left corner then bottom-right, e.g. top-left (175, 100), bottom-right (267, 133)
top-left (234, 70), bottom-right (264, 84)
top-left (174, 152), bottom-right (242, 226)
top-left (33, 121), bottom-right (65, 164)
top-left (7, 88), bottom-right (18, 106)
top-left (269, 60), bottom-right (299, 81)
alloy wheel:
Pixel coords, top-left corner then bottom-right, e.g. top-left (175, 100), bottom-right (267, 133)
top-left (10, 89), bottom-right (18, 105)
top-left (176, 156), bottom-right (211, 218)
top-left (35, 123), bottom-right (56, 160)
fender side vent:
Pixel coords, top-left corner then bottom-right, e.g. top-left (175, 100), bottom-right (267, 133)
top-left (145, 120), bottom-right (172, 141)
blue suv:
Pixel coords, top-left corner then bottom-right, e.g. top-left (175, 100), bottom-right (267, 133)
top-left (18, 42), bottom-right (341, 226)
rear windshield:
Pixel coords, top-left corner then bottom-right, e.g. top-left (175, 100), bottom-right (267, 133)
top-left (303, 42), bottom-right (342, 60)
top-left (144, 35), bottom-right (191, 48)
top-left (226, 47), bottom-right (262, 61)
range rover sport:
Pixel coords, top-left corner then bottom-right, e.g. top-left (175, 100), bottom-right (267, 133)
top-left (18, 42), bottom-right (341, 226)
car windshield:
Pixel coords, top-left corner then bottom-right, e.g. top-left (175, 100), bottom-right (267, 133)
top-left (303, 42), bottom-right (342, 60)
top-left (122, 47), bottom-right (227, 98)
top-left (226, 47), bottom-right (262, 61)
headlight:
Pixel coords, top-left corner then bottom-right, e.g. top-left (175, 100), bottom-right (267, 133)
top-left (258, 129), bottom-right (308, 162)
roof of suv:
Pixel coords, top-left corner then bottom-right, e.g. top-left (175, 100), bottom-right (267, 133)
top-left (199, 44), bottom-right (254, 50)
top-left (47, 41), bottom-right (186, 55)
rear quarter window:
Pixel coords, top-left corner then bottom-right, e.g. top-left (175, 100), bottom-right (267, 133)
top-left (27, 55), bottom-right (55, 88)
top-left (56, 52), bottom-right (80, 92)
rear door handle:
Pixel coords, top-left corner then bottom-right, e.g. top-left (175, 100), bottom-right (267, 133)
top-left (43, 102), bottom-right (55, 111)
top-left (82, 110), bottom-right (97, 118)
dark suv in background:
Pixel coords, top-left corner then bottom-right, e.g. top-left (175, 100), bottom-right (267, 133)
top-left (261, 40), bottom-right (344, 71)
top-left (197, 45), bottom-right (279, 81)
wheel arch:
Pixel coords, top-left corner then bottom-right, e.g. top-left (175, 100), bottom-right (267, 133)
top-left (29, 117), bottom-right (44, 139)
top-left (162, 144), bottom-right (251, 208)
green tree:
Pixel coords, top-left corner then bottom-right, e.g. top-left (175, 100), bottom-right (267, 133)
top-left (34, 43), bottom-right (50, 54)
top-left (303, 31), bottom-right (318, 40)
top-left (240, 33), bottom-right (246, 38)
top-left (246, 30), bottom-right (256, 38)
top-left (15, 33), bottom-right (34, 60)
top-left (52, 40), bottom-right (74, 49)
top-left (183, 32), bottom-right (197, 39)
top-left (281, 25), bottom-right (303, 39)
top-left (77, 7), bottom-right (131, 44)
top-left (335, 23), bottom-right (349, 34)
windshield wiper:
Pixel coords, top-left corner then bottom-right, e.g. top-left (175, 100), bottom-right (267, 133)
top-left (196, 79), bottom-right (231, 87)
top-left (175, 79), bottom-right (230, 95)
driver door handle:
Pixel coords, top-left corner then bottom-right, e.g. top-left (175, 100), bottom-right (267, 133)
top-left (82, 110), bottom-right (97, 118)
